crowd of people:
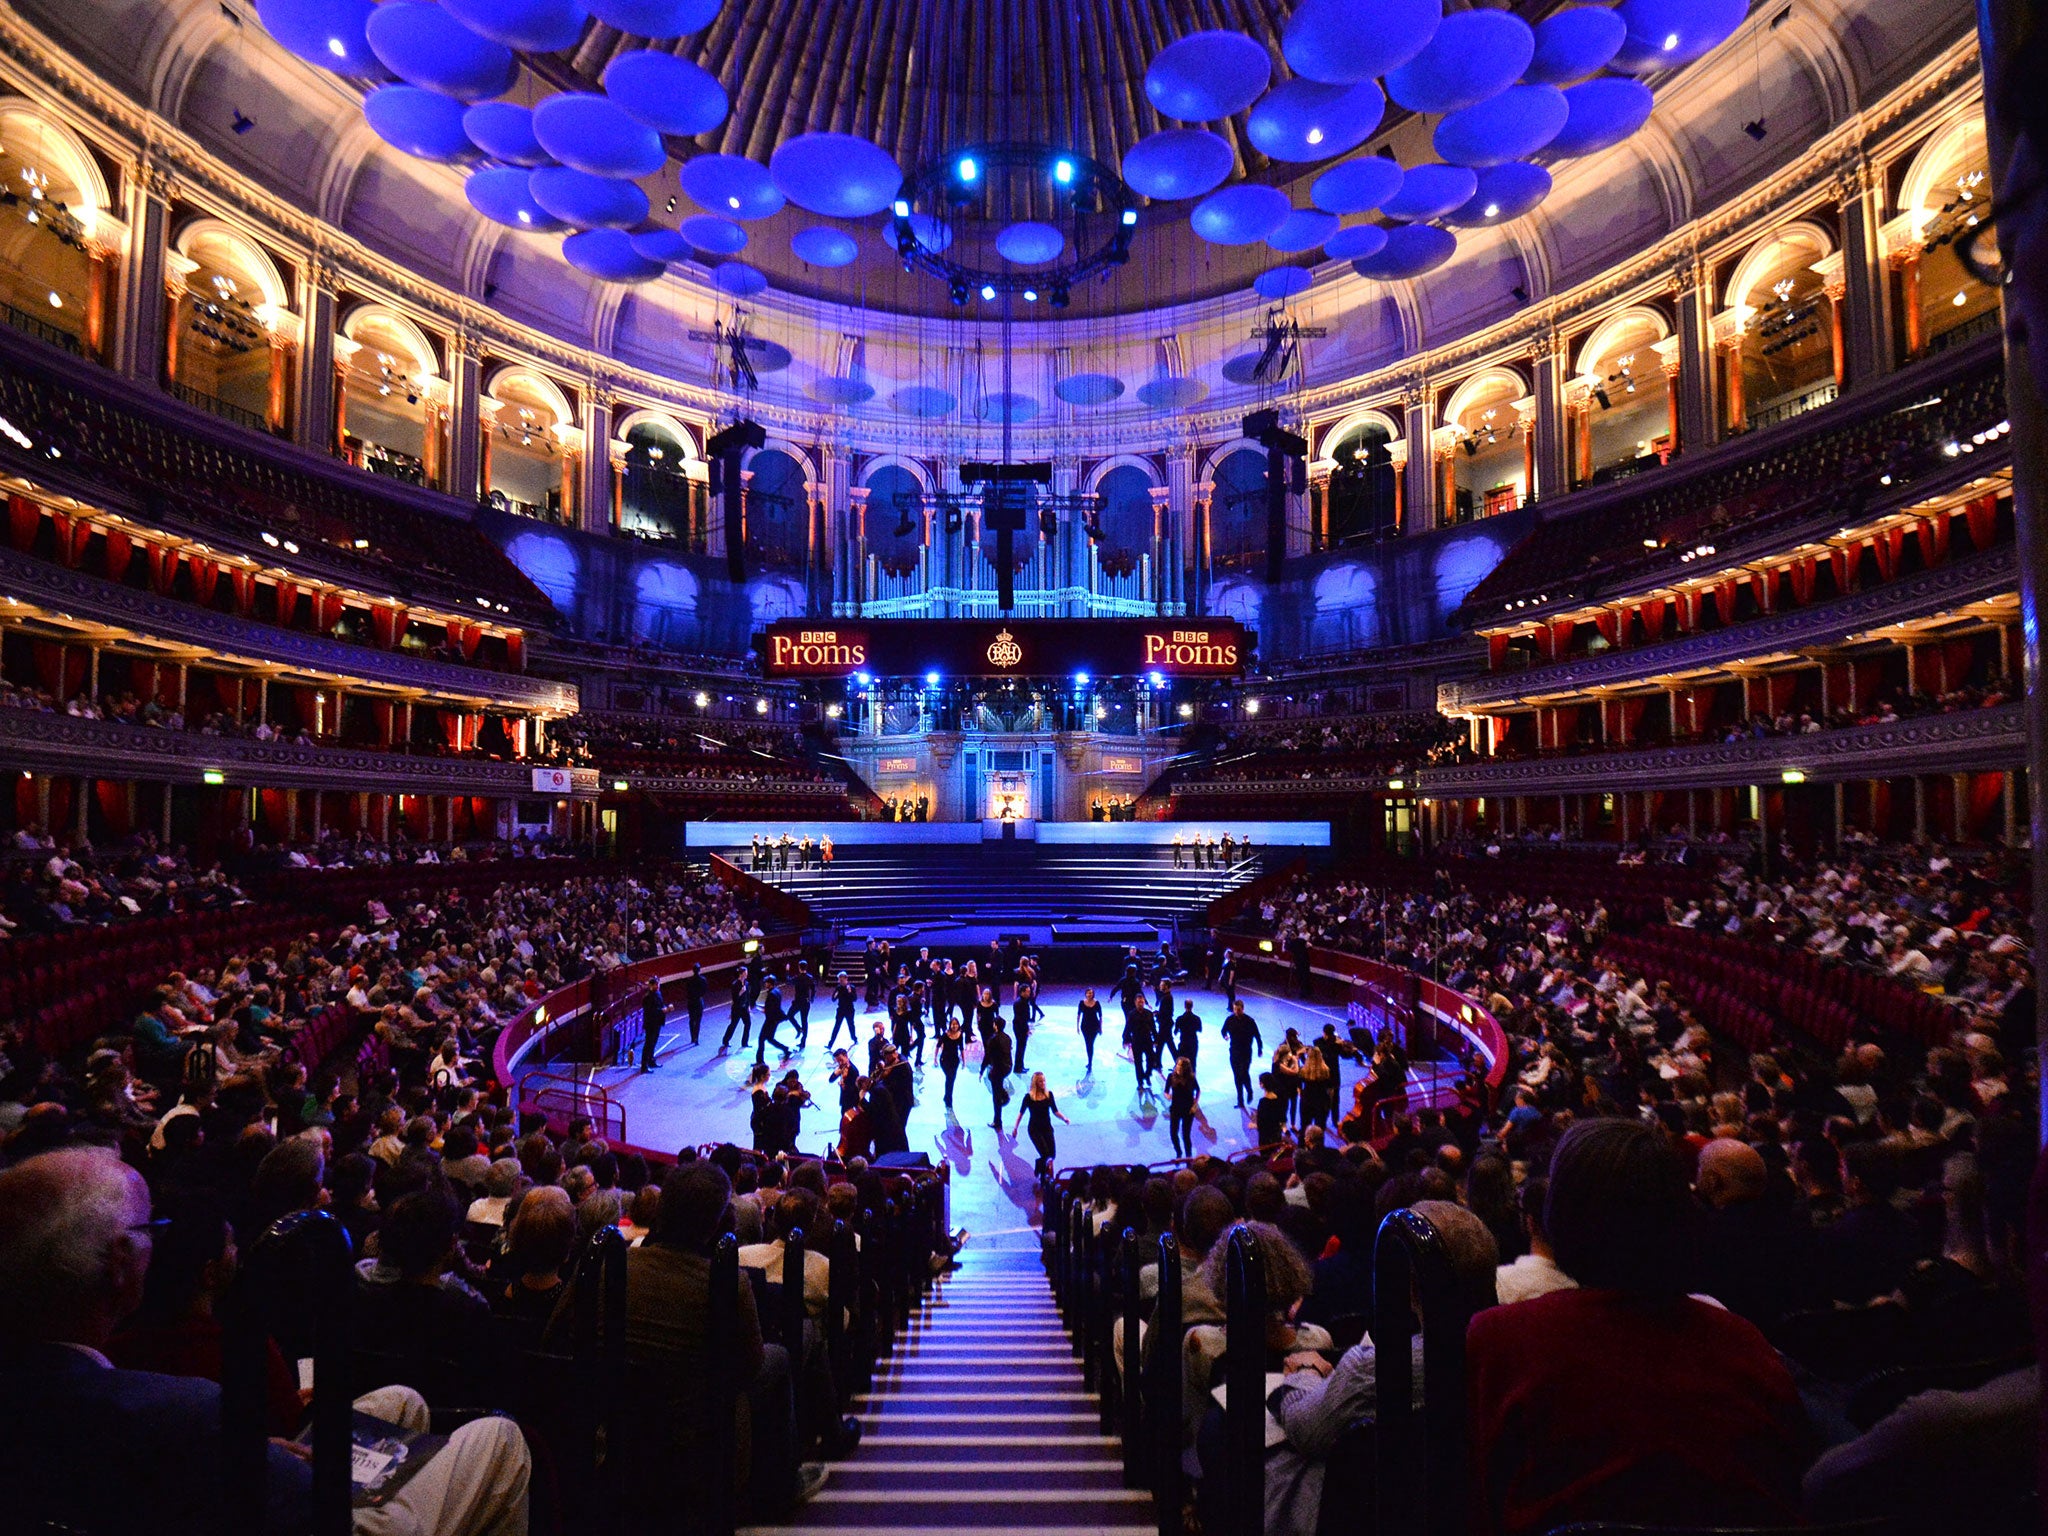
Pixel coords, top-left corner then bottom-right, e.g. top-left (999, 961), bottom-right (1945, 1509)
top-left (1062, 835), bottom-right (2036, 1536)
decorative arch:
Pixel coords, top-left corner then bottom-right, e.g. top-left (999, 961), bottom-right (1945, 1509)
top-left (1574, 304), bottom-right (1672, 378)
top-left (1319, 407), bottom-right (1403, 459)
top-left (484, 364), bottom-right (574, 428)
top-left (1083, 453), bottom-right (1161, 493)
top-left (1724, 219), bottom-right (1835, 314)
top-left (1199, 435), bottom-right (1266, 484)
top-left (1897, 115), bottom-right (1989, 235)
top-left (1442, 364), bottom-right (1530, 428)
top-left (615, 407), bottom-right (698, 457)
top-left (173, 216), bottom-right (290, 310)
top-left (340, 302), bottom-right (439, 379)
top-left (0, 100), bottom-right (111, 219)
top-left (857, 452), bottom-right (928, 495)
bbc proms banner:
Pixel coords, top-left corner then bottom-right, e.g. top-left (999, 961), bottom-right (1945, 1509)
top-left (755, 619), bottom-right (1251, 679)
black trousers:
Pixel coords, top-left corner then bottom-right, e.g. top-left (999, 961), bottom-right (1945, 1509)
top-left (1014, 1022), bottom-right (1030, 1072)
top-left (640, 1010), bottom-right (661, 1069)
top-left (827, 1005), bottom-right (858, 1050)
top-left (686, 1002), bottom-right (703, 1044)
top-left (723, 1006), bottom-right (752, 1049)
top-left (988, 1075), bottom-right (1010, 1126)
top-left (1169, 1110), bottom-right (1194, 1158)
top-left (942, 1059), bottom-right (959, 1106)
top-left (1230, 1055), bottom-right (1255, 1107)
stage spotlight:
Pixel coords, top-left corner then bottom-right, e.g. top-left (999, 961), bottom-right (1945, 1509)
top-left (665, 195), bottom-right (677, 213)
top-left (1053, 156), bottom-right (1074, 184)
top-left (854, 671), bottom-right (873, 687)
top-left (1593, 385), bottom-right (1612, 410)
top-left (1074, 671), bottom-right (1090, 686)
top-left (1023, 289), bottom-right (1038, 302)
top-left (1147, 671), bottom-right (1164, 688)
top-left (957, 154), bottom-right (979, 183)
top-left (949, 280), bottom-right (969, 305)
top-left (1121, 209), bottom-right (1138, 226)
top-left (893, 198), bottom-right (911, 217)
top-left (979, 283), bottom-right (996, 301)
top-left (925, 671), bottom-right (941, 687)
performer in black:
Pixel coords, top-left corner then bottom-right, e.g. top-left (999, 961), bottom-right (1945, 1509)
top-left (791, 961), bottom-right (815, 1048)
top-left (1217, 948), bottom-right (1239, 1007)
top-left (756, 978), bottom-right (789, 1063)
top-left (1173, 999), bottom-right (1202, 1072)
top-left (639, 982), bottom-right (663, 1072)
top-left (1126, 1000), bottom-right (1158, 1095)
top-left (721, 969), bottom-right (752, 1052)
top-left (981, 1017), bottom-right (1013, 1130)
top-left (1165, 1056), bottom-right (1201, 1158)
top-left (827, 969), bottom-right (859, 1050)
top-left (1076, 987), bottom-right (1103, 1074)
top-left (937, 1018), bottom-right (966, 1109)
top-left (684, 962), bottom-right (706, 1046)
top-left (1222, 998), bottom-right (1263, 1109)
top-left (1011, 978), bottom-right (1034, 1074)
top-left (1011, 1071), bottom-right (1070, 1179)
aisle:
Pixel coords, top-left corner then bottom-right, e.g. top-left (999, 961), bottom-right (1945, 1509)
top-left (745, 1248), bottom-right (1153, 1536)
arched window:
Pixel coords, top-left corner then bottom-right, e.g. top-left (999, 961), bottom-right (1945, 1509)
top-left (1726, 223), bottom-right (1837, 430)
top-left (1095, 465), bottom-right (1155, 574)
top-left (1324, 420), bottom-right (1398, 544)
top-left (1896, 118), bottom-right (1997, 355)
top-left (337, 306), bottom-right (443, 488)
top-left (1442, 369), bottom-right (1529, 523)
top-left (169, 221), bottom-right (290, 432)
top-left (1574, 308), bottom-right (1674, 486)
top-left (484, 369), bottom-right (574, 523)
top-left (745, 448), bottom-right (809, 570)
top-left (0, 103), bottom-right (106, 358)
top-left (620, 415), bottom-right (700, 546)
top-left (1210, 448), bottom-right (1270, 573)
top-left (864, 464), bottom-right (925, 574)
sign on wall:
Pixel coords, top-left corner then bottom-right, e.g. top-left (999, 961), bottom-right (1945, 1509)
top-left (756, 619), bottom-right (1252, 678)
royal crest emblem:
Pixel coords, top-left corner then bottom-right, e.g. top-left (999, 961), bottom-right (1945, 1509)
top-left (986, 629), bottom-right (1024, 668)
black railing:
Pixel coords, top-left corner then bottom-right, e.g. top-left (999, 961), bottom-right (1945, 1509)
top-left (1148, 1232), bottom-right (1184, 1536)
top-left (0, 300), bottom-right (83, 355)
top-left (1926, 306), bottom-right (2002, 354)
top-left (706, 1232), bottom-right (741, 1536)
top-left (168, 378), bottom-right (270, 434)
top-left (1223, 1225), bottom-right (1267, 1536)
top-left (1373, 1207), bottom-right (1476, 1536)
top-left (1747, 380), bottom-right (1839, 432)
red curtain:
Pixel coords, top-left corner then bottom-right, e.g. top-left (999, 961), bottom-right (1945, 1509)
top-left (44, 777), bottom-right (73, 834)
top-left (371, 604), bottom-right (408, 648)
top-left (31, 642), bottom-right (83, 700)
top-left (230, 569), bottom-right (257, 616)
top-left (1786, 556), bottom-right (1815, 605)
top-left (145, 543), bottom-right (180, 595)
top-left (13, 775), bottom-right (34, 828)
top-left (1917, 515), bottom-right (1950, 567)
top-left (188, 556), bottom-right (221, 606)
top-left (1637, 597), bottom-right (1670, 642)
top-left (1965, 493), bottom-right (1999, 550)
top-left (92, 780), bottom-right (131, 838)
top-left (446, 621), bottom-right (482, 659)
top-left (102, 528), bottom-right (134, 583)
top-left (1711, 579), bottom-right (1737, 625)
top-left (1672, 591), bottom-right (1697, 632)
top-left (1487, 633), bottom-right (1511, 670)
top-left (1969, 772), bottom-right (2006, 832)
top-left (7, 494), bottom-right (39, 551)
top-left (1593, 610), bottom-right (1619, 646)
top-left (1871, 526), bottom-right (1905, 581)
top-left (1829, 546), bottom-right (1854, 593)
top-left (1748, 569), bottom-right (1772, 613)
top-left (372, 699), bottom-right (396, 746)
top-left (506, 632), bottom-right (525, 670)
top-left (1942, 637), bottom-right (1978, 692)
top-left (274, 581), bottom-right (301, 627)
top-left (316, 593), bottom-right (345, 633)
top-left (1617, 696), bottom-right (1648, 742)
top-left (49, 513), bottom-right (91, 569)
top-left (1768, 673), bottom-right (1797, 714)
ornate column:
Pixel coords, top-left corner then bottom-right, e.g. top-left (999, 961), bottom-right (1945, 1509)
top-left (161, 251), bottom-right (195, 386)
top-left (1815, 252), bottom-right (1850, 387)
top-left (1891, 245), bottom-right (1925, 360)
top-left (846, 481), bottom-right (871, 615)
top-left (1531, 332), bottom-right (1570, 502)
top-left (447, 344), bottom-right (483, 502)
top-left (579, 389), bottom-right (612, 534)
top-left (259, 305), bottom-right (299, 436)
top-left (1401, 388), bottom-right (1435, 533)
top-left (115, 159), bottom-right (172, 382)
top-left (293, 262), bottom-right (337, 451)
top-left (1713, 319), bottom-right (1748, 435)
top-left (1671, 256), bottom-right (1716, 450)
top-left (1653, 336), bottom-right (1683, 456)
top-left (1168, 443), bottom-right (1197, 615)
top-left (81, 212), bottom-right (127, 365)
top-left (821, 442), bottom-right (853, 614)
top-left (1836, 159), bottom-right (1894, 387)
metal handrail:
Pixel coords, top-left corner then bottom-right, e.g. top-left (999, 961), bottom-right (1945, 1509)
top-left (706, 1233), bottom-right (740, 1536)
top-left (1120, 1230), bottom-right (1145, 1484)
top-left (1148, 1232), bottom-right (1184, 1536)
top-left (1372, 1207), bottom-right (1473, 1536)
top-left (1223, 1224), bottom-right (1266, 1536)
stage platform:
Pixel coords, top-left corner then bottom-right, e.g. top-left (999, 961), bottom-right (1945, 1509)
top-left (738, 843), bottom-right (1266, 934)
top-left (681, 819), bottom-right (1332, 847)
top-left (551, 977), bottom-right (1454, 1242)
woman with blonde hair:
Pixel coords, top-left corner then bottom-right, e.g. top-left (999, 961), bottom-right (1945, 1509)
top-left (1011, 1070), bottom-right (1069, 1179)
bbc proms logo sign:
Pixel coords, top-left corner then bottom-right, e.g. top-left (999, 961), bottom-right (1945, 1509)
top-left (756, 619), bottom-right (1249, 678)
top-left (531, 768), bottom-right (573, 793)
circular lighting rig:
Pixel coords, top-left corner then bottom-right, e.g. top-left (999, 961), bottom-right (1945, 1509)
top-left (888, 141), bottom-right (1139, 303)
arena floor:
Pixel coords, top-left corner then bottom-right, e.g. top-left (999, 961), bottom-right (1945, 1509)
top-left (579, 978), bottom-right (1362, 1247)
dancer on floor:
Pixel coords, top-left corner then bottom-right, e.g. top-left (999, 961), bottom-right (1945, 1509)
top-left (721, 970), bottom-right (753, 1052)
top-left (937, 1017), bottom-right (966, 1109)
top-left (1012, 977), bottom-right (1034, 1073)
top-left (639, 982), bottom-right (663, 1072)
top-left (981, 1016), bottom-right (1013, 1130)
top-left (1012, 1071), bottom-right (1070, 1179)
top-left (828, 970), bottom-right (859, 1050)
top-left (1223, 999), bottom-right (1263, 1109)
top-left (1165, 1055), bottom-right (1201, 1158)
top-left (1076, 987), bottom-right (1103, 1074)
top-left (1126, 995), bottom-right (1158, 1096)
top-left (684, 962), bottom-right (706, 1046)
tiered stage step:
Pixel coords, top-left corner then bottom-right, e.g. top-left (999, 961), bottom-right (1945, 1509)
top-left (752, 846), bottom-right (1259, 929)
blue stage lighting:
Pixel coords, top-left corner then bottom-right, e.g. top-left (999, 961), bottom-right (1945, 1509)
top-left (957, 154), bottom-right (979, 183)
top-left (854, 671), bottom-right (872, 686)
top-left (1073, 671), bottom-right (1090, 685)
top-left (1148, 671), bottom-right (1165, 687)
top-left (1053, 156), bottom-right (1074, 183)
top-left (925, 671), bottom-right (941, 687)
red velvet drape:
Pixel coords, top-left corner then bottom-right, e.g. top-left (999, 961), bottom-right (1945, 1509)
top-left (92, 779), bottom-right (131, 838)
top-left (230, 569), bottom-right (257, 616)
top-left (188, 556), bottom-right (221, 606)
top-left (1711, 580), bottom-right (1737, 625)
top-left (274, 581), bottom-right (302, 627)
top-left (371, 604), bottom-right (408, 648)
top-left (1488, 633), bottom-right (1511, 670)
top-left (145, 543), bottom-right (180, 595)
top-left (1965, 494), bottom-right (1999, 551)
top-left (8, 494), bottom-right (39, 551)
top-left (315, 593), bottom-right (345, 633)
top-left (505, 633), bottom-right (525, 670)
top-left (49, 513), bottom-right (91, 568)
top-left (102, 528), bottom-right (134, 583)
top-left (1917, 514), bottom-right (1950, 567)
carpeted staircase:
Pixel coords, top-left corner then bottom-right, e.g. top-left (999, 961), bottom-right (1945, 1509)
top-left (746, 1249), bottom-right (1152, 1536)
